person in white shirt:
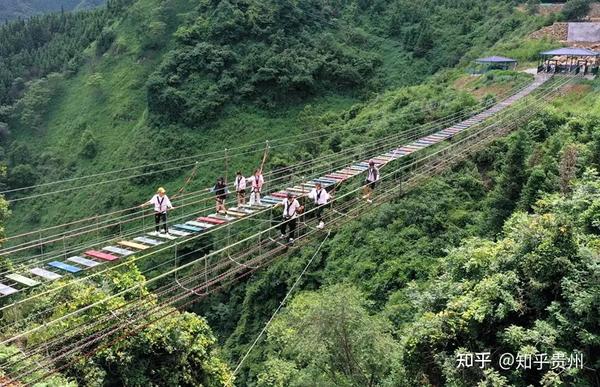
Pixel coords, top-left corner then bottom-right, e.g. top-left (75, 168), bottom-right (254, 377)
top-left (234, 170), bottom-right (247, 206)
top-left (248, 169), bottom-right (264, 205)
top-left (278, 192), bottom-right (301, 243)
top-left (362, 160), bottom-right (379, 204)
top-left (308, 182), bottom-right (330, 229)
top-left (141, 187), bottom-right (174, 235)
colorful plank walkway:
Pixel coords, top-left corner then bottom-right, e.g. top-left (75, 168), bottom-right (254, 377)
top-left (0, 75), bottom-right (551, 297)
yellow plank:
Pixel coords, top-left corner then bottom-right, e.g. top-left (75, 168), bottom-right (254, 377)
top-left (117, 241), bottom-right (150, 250)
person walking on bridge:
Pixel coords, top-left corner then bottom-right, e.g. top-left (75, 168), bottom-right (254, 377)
top-left (308, 182), bottom-right (330, 229)
top-left (234, 170), bottom-right (247, 206)
top-left (210, 177), bottom-right (229, 214)
top-left (248, 169), bottom-right (264, 206)
top-left (141, 187), bottom-right (174, 235)
top-left (278, 192), bottom-right (301, 244)
top-left (362, 160), bottom-right (379, 204)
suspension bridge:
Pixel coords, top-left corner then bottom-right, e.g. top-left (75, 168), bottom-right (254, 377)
top-left (0, 71), bottom-right (582, 384)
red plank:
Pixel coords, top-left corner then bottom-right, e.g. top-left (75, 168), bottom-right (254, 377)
top-left (197, 216), bottom-right (226, 225)
top-left (271, 192), bottom-right (287, 198)
top-left (84, 250), bottom-right (118, 261)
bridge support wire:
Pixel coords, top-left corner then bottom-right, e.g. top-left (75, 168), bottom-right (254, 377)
top-left (231, 231), bottom-right (331, 378)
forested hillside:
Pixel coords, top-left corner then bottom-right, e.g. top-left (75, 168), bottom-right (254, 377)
top-left (0, 0), bottom-right (105, 23)
top-left (0, 0), bottom-right (599, 386)
top-left (0, 0), bottom-right (554, 234)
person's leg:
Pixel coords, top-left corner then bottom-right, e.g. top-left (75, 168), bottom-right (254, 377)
top-left (249, 191), bottom-right (256, 206)
top-left (288, 218), bottom-right (297, 240)
top-left (154, 213), bottom-right (160, 233)
top-left (241, 190), bottom-right (245, 205)
top-left (161, 213), bottom-right (168, 233)
top-left (256, 191), bottom-right (261, 205)
top-left (280, 218), bottom-right (288, 237)
top-left (316, 205), bottom-right (323, 222)
top-left (237, 191), bottom-right (242, 206)
top-left (362, 184), bottom-right (371, 199)
top-left (316, 205), bottom-right (325, 228)
top-left (367, 182), bottom-right (376, 202)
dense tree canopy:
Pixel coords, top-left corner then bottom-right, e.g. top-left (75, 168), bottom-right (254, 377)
top-left (147, 0), bottom-right (542, 127)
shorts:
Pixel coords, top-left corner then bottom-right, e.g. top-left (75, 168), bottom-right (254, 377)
top-left (366, 181), bottom-right (377, 190)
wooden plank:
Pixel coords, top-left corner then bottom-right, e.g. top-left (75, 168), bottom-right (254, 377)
top-left (241, 204), bottom-right (270, 210)
top-left (6, 273), bottom-right (40, 287)
top-left (230, 207), bottom-right (255, 214)
top-left (173, 224), bottom-right (204, 232)
top-left (69, 256), bottom-right (103, 267)
top-left (312, 178), bottom-right (335, 184)
top-left (117, 240), bottom-right (150, 250)
top-left (0, 283), bottom-right (18, 296)
top-left (225, 210), bottom-right (247, 217)
top-left (197, 216), bottom-right (226, 225)
top-left (133, 237), bottom-right (163, 246)
top-left (258, 197), bottom-right (280, 205)
top-left (168, 229), bottom-right (192, 237)
top-left (271, 192), bottom-right (287, 198)
top-left (150, 232), bottom-right (178, 240)
top-left (84, 250), bottom-right (119, 261)
top-left (48, 261), bottom-right (82, 273)
top-left (209, 214), bottom-right (236, 221)
top-left (286, 187), bottom-right (306, 194)
top-left (102, 246), bottom-right (136, 256)
top-left (30, 267), bottom-right (62, 280)
top-left (186, 221), bottom-right (214, 228)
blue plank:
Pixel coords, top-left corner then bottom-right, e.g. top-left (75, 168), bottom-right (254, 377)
top-left (48, 261), bottom-right (82, 273)
top-left (315, 177), bottom-right (338, 183)
top-left (133, 236), bottom-right (163, 246)
top-left (173, 224), bottom-right (204, 233)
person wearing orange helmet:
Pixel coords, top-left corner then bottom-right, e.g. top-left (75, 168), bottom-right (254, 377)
top-left (141, 187), bottom-right (174, 235)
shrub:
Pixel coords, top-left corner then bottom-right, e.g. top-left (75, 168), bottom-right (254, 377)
top-left (562, 0), bottom-right (592, 21)
top-left (79, 129), bottom-right (99, 159)
top-left (96, 28), bottom-right (116, 56)
top-left (8, 164), bottom-right (37, 189)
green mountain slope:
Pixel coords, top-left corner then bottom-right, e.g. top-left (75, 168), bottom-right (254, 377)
top-left (0, 0), bottom-right (105, 22)
top-left (0, 0), bottom-right (553, 235)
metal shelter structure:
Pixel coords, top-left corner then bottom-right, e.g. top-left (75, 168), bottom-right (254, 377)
top-left (538, 47), bottom-right (599, 75)
top-left (473, 56), bottom-right (518, 73)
